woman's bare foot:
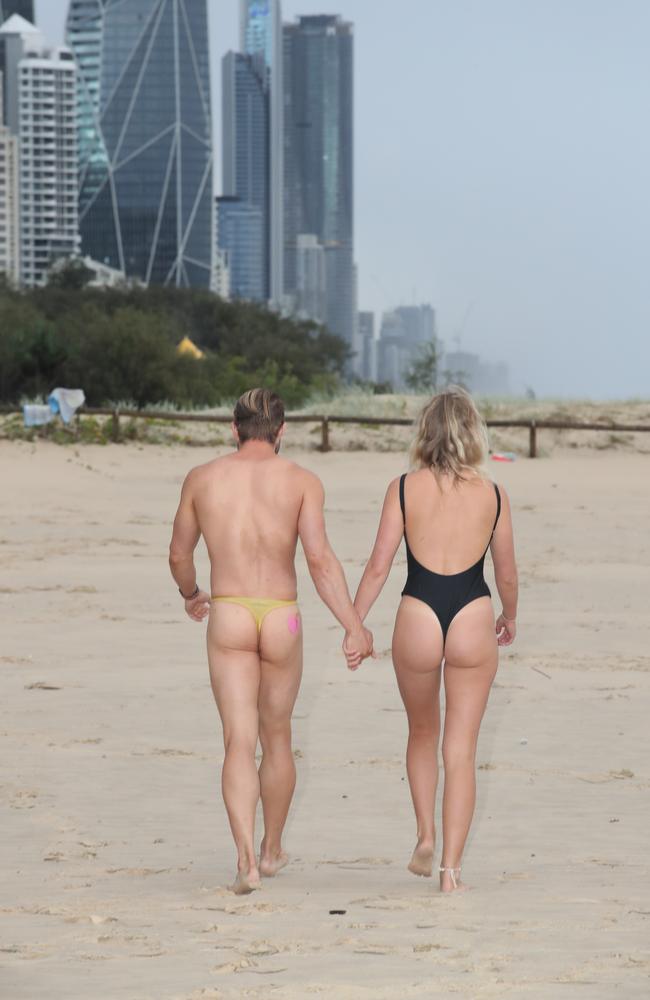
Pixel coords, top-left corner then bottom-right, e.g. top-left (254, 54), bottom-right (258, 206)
top-left (439, 866), bottom-right (469, 893)
top-left (230, 867), bottom-right (261, 895)
top-left (408, 840), bottom-right (434, 877)
top-left (259, 843), bottom-right (289, 877)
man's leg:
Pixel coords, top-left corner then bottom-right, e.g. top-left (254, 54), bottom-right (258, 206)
top-left (207, 604), bottom-right (261, 894)
top-left (257, 607), bottom-right (303, 876)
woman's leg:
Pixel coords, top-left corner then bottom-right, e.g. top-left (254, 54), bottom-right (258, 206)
top-left (392, 597), bottom-right (444, 875)
top-left (207, 603), bottom-right (262, 894)
top-left (440, 597), bottom-right (498, 892)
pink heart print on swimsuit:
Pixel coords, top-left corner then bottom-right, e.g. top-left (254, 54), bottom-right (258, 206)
top-left (288, 613), bottom-right (300, 634)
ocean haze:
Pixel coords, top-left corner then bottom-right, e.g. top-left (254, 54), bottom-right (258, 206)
top-left (33, 0), bottom-right (650, 398)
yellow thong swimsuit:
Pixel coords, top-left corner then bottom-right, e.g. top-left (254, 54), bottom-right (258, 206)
top-left (211, 596), bottom-right (298, 634)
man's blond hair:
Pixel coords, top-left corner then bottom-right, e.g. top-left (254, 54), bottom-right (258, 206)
top-left (233, 388), bottom-right (285, 444)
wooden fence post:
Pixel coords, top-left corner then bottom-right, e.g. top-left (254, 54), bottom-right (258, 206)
top-left (320, 417), bottom-right (330, 452)
top-left (529, 420), bottom-right (537, 458)
top-left (111, 409), bottom-right (121, 443)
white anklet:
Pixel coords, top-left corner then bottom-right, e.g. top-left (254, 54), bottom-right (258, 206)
top-left (439, 865), bottom-right (461, 889)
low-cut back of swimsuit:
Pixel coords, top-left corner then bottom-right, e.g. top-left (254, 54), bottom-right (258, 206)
top-left (399, 474), bottom-right (501, 642)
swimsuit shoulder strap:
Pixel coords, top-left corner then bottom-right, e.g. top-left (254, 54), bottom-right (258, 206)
top-left (399, 473), bottom-right (407, 524)
top-left (492, 482), bottom-right (501, 532)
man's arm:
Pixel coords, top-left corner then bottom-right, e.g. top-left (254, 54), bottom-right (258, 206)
top-left (169, 472), bottom-right (210, 622)
top-left (298, 472), bottom-right (373, 665)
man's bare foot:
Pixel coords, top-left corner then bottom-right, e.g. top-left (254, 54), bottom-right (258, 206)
top-left (439, 866), bottom-right (470, 893)
top-left (259, 849), bottom-right (289, 877)
top-left (230, 868), bottom-right (261, 895)
top-left (408, 841), bottom-right (434, 877)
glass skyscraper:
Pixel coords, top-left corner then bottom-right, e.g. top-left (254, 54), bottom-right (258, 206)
top-left (221, 50), bottom-right (269, 299)
top-left (0, 2), bottom-right (34, 24)
top-left (216, 195), bottom-right (264, 302)
top-left (66, 0), bottom-right (213, 288)
top-left (283, 15), bottom-right (354, 347)
top-left (240, 0), bottom-right (283, 304)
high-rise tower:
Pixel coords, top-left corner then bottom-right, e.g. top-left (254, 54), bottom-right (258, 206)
top-left (221, 49), bottom-right (269, 300)
top-left (240, 0), bottom-right (283, 304)
top-left (0, 15), bottom-right (79, 287)
top-left (0, 73), bottom-right (20, 283)
top-left (66, 0), bottom-right (213, 288)
top-left (283, 15), bottom-right (354, 347)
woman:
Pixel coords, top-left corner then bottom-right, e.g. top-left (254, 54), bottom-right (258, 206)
top-left (349, 387), bottom-right (518, 892)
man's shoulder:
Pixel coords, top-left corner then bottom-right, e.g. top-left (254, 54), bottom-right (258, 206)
top-left (277, 457), bottom-right (321, 488)
top-left (184, 454), bottom-right (231, 486)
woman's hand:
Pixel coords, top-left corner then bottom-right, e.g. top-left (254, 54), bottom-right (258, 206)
top-left (495, 614), bottom-right (516, 646)
top-left (342, 626), bottom-right (374, 671)
top-left (185, 590), bottom-right (211, 622)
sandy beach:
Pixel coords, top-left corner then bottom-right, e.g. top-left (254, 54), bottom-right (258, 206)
top-left (1, 439), bottom-right (649, 999)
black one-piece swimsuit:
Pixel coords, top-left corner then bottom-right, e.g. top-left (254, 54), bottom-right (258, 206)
top-left (399, 474), bottom-right (501, 642)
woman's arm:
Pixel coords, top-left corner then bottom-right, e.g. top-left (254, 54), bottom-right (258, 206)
top-left (353, 478), bottom-right (405, 622)
top-left (490, 485), bottom-right (518, 646)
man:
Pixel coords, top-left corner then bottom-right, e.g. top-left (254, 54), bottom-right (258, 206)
top-left (169, 388), bottom-right (373, 894)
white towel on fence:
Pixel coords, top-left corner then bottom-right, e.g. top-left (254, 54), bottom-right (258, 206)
top-left (48, 388), bottom-right (86, 424)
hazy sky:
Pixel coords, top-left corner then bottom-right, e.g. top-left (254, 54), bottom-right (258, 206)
top-left (35, 0), bottom-right (650, 398)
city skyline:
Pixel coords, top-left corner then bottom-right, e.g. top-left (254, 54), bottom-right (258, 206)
top-left (24, 1), bottom-right (650, 396)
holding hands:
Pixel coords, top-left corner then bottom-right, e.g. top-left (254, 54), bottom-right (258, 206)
top-left (185, 589), bottom-right (211, 622)
top-left (342, 624), bottom-right (375, 671)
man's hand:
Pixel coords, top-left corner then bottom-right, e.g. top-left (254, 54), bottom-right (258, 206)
top-left (185, 589), bottom-right (211, 622)
top-left (342, 625), bottom-right (374, 671)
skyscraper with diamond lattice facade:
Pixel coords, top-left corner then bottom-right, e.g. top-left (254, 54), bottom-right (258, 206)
top-left (66, 0), bottom-right (213, 288)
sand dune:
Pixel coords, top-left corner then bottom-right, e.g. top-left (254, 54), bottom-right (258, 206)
top-left (1, 440), bottom-right (649, 999)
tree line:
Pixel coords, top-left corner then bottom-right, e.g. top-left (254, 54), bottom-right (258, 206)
top-left (0, 268), bottom-right (349, 409)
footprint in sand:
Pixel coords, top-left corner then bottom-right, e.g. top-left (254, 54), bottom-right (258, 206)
top-left (320, 857), bottom-right (393, 870)
top-left (245, 941), bottom-right (281, 957)
top-left (8, 789), bottom-right (38, 809)
top-left (106, 866), bottom-right (188, 877)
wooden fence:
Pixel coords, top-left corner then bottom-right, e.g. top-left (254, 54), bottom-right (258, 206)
top-left (4, 406), bottom-right (650, 457)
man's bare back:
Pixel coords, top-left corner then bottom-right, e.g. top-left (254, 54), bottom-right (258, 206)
top-left (169, 389), bottom-right (373, 894)
top-left (182, 450), bottom-right (312, 600)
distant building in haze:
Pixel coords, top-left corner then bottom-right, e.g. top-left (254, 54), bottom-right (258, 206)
top-left (295, 233), bottom-right (326, 324)
top-left (222, 50), bottom-right (269, 299)
top-left (240, 0), bottom-right (283, 304)
top-left (212, 246), bottom-right (231, 300)
top-left (283, 15), bottom-right (354, 348)
top-left (0, 1), bottom-right (33, 25)
top-left (0, 15), bottom-right (79, 287)
top-left (358, 311), bottom-right (377, 382)
top-left (216, 195), bottom-right (265, 302)
top-left (442, 350), bottom-right (510, 396)
top-left (66, 0), bottom-right (213, 288)
top-left (377, 304), bottom-right (437, 388)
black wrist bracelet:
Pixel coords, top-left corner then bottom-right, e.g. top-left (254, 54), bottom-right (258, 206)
top-left (179, 584), bottom-right (199, 600)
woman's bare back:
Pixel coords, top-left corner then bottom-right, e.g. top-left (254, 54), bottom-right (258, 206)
top-left (401, 469), bottom-right (499, 575)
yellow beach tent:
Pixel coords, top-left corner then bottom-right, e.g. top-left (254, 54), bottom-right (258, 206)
top-left (176, 336), bottom-right (205, 360)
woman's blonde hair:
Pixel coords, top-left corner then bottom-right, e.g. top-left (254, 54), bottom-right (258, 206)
top-left (411, 386), bottom-right (489, 481)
